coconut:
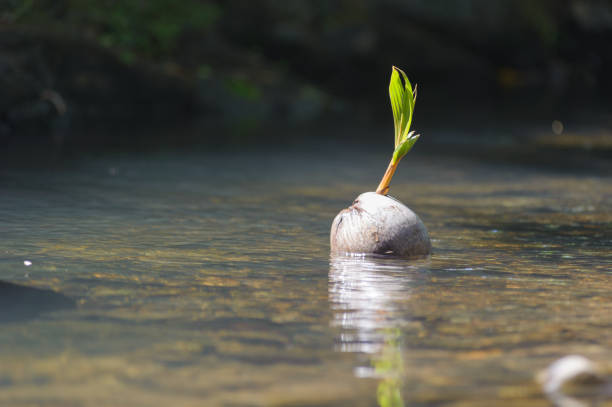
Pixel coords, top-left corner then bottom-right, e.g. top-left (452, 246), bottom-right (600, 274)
top-left (330, 192), bottom-right (431, 257)
top-left (330, 66), bottom-right (431, 257)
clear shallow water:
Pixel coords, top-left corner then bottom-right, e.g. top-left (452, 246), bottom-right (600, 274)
top-left (0, 148), bottom-right (610, 406)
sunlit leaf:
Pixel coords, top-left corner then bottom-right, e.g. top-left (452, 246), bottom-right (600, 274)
top-left (389, 66), bottom-right (417, 149)
top-left (391, 132), bottom-right (420, 164)
top-left (388, 68), bottom-right (404, 147)
top-left (397, 68), bottom-right (414, 140)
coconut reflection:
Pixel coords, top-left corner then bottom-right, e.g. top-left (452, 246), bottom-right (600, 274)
top-left (329, 255), bottom-right (421, 354)
top-left (329, 255), bottom-right (426, 407)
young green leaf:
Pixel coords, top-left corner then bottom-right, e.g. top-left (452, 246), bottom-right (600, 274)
top-left (397, 68), bottom-right (414, 141)
top-left (388, 66), bottom-right (416, 148)
top-left (392, 132), bottom-right (420, 164)
top-left (388, 68), bottom-right (404, 148)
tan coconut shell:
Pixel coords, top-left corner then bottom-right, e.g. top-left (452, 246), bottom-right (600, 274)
top-left (330, 192), bottom-right (431, 257)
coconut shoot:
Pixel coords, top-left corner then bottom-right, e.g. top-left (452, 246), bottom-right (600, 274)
top-left (330, 66), bottom-right (430, 257)
top-left (375, 66), bottom-right (420, 195)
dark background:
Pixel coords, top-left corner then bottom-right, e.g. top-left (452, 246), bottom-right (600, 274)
top-left (1, 0), bottom-right (611, 157)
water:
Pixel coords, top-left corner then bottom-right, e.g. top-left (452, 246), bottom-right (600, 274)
top-left (0, 147), bottom-right (610, 406)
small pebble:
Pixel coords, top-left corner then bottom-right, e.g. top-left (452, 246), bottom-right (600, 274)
top-left (538, 355), bottom-right (608, 394)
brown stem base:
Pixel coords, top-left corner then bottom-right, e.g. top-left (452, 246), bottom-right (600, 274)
top-left (376, 159), bottom-right (398, 195)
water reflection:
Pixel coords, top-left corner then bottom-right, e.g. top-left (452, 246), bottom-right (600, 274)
top-left (329, 255), bottom-right (428, 407)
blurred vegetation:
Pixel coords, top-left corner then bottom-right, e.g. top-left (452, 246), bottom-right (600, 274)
top-left (5, 0), bottom-right (220, 63)
top-left (1, 0), bottom-right (611, 148)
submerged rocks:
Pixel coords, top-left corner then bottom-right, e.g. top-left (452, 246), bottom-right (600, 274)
top-left (538, 355), bottom-right (612, 406)
top-left (330, 192), bottom-right (431, 257)
top-left (0, 280), bottom-right (74, 322)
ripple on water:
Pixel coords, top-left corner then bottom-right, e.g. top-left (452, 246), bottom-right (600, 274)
top-left (0, 151), bottom-right (610, 406)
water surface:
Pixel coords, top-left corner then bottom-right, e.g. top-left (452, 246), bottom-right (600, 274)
top-left (0, 147), bottom-right (610, 406)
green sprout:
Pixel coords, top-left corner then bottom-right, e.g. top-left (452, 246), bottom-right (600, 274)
top-left (376, 66), bottom-right (421, 195)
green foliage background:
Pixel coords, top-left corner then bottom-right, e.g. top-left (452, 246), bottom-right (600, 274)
top-left (6, 0), bottom-right (220, 63)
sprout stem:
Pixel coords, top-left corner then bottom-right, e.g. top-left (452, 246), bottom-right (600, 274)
top-left (375, 158), bottom-right (399, 195)
top-left (376, 66), bottom-right (421, 195)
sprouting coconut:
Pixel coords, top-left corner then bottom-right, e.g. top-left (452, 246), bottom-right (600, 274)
top-left (330, 66), bottom-right (431, 257)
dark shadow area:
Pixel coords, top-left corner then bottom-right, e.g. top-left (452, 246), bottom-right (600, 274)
top-left (0, 1), bottom-right (610, 156)
top-left (0, 280), bottom-right (75, 323)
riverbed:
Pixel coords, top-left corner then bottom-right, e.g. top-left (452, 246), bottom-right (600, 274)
top-left (0, 145), bottom-right (610, 406)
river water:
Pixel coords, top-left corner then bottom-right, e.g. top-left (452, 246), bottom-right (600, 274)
top-left (0, 145), bottom-right (610, 406)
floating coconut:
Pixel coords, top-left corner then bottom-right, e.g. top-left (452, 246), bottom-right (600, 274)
top-left (330, 192), bottom-right (430, 257)
top-left (330, 66), bottom-right (431, 257)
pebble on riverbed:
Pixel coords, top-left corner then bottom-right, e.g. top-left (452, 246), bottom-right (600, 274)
top-left (538, 355), bottom-right (611, 406)
top-left (330, 192), bottom-right (431, 257)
